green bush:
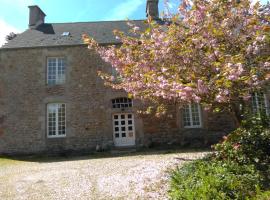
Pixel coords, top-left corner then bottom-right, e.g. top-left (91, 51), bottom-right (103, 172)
top-left (169, 159), bottom-right (262, 200)
top-left (251, 190), bottom-right (270, 200)
top-left (168, 115), bottom-right (270, 199)
top-left (213, 115), bottom-right (270, 187)
top-left (214, 126), bottom-right (270, 169)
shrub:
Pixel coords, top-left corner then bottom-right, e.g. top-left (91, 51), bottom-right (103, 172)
top-left (213, 115), bottom-right (270, 187)
top-left (214, 126), bottom-right (270, 169)
top-left (169, 115), bottom-right (270, 199)
top-left (169, 159), bottom-right (262, 200)
top-left (251, 190), bottom-right (270, 200)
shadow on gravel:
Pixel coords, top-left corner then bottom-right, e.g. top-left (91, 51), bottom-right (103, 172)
top-left (0, 147), bottom-right (211, 164)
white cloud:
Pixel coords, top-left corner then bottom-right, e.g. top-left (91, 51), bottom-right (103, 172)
top-left (1, 0), bottom-right (34, 18)
top-left (0, 19), bottom-right (21, 47)
top-left (103, 0), bottom-right (144, 20)
top-left (0, 0), bottom-right (33, 47)
top-left (1, 0), bottom-right (34, 9)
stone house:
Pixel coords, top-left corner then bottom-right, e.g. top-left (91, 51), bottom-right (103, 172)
top-left (0, 1), bottom-right (269, 155)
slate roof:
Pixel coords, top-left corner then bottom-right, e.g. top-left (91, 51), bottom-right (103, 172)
top-left (1, 20), bottom-right (147, 49)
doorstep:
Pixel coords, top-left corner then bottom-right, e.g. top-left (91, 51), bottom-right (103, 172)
top-left (110, 146), bottom-right (137, 154)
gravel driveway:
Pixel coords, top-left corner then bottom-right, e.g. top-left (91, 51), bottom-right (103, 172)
top-left (0, 150), bottom-right (208, 200)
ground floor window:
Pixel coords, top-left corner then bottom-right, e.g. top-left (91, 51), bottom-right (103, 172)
top-left (183, 104), bottom-right (202, 128)
top-left (251, 92), bottom-right (269, 115)
top-left (47, 103), bottom-right (66, 138)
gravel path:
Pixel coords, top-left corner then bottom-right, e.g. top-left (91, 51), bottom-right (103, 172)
top-left (0, 151), bottom-right (208, 200)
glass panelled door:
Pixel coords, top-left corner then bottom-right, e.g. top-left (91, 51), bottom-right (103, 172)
top-left (113, 113), bottom-right (135, 146)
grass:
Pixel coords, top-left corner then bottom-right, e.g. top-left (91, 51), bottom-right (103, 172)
top-left (0, 157), bottom-right (21, 167)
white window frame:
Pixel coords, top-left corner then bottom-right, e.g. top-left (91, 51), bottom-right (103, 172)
top-left (251, 92), bottom-right (269, 116)
top-left (47, 57), bottom-right (66, 85)
top-left (47, 103), bottom-right (66, 138)
top-left (183, 104), bottom-right (202, 128)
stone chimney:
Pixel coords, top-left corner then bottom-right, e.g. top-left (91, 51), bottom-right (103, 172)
top-left (146, 0), bottom-right (159, 20)
top-left (28, 5), bottom-right (46, 29)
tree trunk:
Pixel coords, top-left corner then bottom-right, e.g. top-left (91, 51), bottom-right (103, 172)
top-left (230, 102), bottom-right (243, 128)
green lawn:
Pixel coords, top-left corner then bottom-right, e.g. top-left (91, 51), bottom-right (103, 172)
top-left (0, 157), bottom-right (21, 167)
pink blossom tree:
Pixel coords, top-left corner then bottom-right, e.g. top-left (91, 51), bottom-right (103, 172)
top-left (84, 0), bottom-right (270, 125)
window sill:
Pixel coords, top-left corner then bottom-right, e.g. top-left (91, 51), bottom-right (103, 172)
top-left (46, 84), bottom-right (65, 87)
top-left (47, 135), bottom-right (66, 139)
top-left (183, 126), bottom-right (202, 129)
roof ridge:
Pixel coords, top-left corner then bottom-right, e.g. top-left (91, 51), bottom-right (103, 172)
top-left (48, 19), bottom-right (146, 25)
top-left (2, 19), bottom-right (148, 49)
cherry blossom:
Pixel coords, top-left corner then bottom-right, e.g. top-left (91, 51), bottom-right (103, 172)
top-left (83, 0), bottom-right (270, 123)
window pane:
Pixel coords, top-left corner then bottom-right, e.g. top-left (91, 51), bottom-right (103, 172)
top-left (58, 104), bottom-right (66, 135)
top-left (251, 92), bottom-right (268, 115)
top-left (183, 104), bottom-right (201, 128)
top-left (47, 103), bottom-right (66, 137)
top-left (191, 104), bottom-right (200, 126)
top-left (112, 98), bottom-right (133, 108)
top-left (57, 58), bottom-right (66, 84)
top-left (47, 57), bottom-right (66, 85)
top-left (183, 105), bottom-right (191, 127)
top-left (47, 104), bottom-right (57, 136)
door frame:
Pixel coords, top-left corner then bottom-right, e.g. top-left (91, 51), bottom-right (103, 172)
top-left (112, 113), bottom-right (136, 147)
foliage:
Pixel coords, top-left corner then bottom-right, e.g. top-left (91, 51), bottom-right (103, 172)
top-left (251, 190), bottom-right (270, 200)
top-left (213, 114), bottom-right (270, 188)
top-left (169, 159), bottom-right (262, 200)
top-left (169, 115), bottom-right (270, 199)
top-left (84, 0), bottom-right (270, 116)
top-left (5, 32), bottom-right (17, 41)
top-left (214, 116), bottom-right (270, 164)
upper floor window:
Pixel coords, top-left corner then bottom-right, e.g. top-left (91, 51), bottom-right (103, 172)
top-left (111, 67), bottom-right (123, 82)
top-left (183, 104), bottom-right (202, 128)
top-left (47, 103), bottom-right (66, 138)
top-left (251, 92), bottom-right (269, 115)
top-left (112, 98), bottom-right (132, 108)
top-left (47, 57), bottom-right (66, 85)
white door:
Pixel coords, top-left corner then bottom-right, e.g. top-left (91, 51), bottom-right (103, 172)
top-left (113, 113), bottom-right (135, 147)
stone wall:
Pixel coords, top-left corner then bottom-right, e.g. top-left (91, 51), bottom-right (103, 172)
top-left (0, 46), bottom-right (144, 155)
top-left (0, 45), bottom-right (267, 155)
top-left (141, 104), bottom-right (236, 148)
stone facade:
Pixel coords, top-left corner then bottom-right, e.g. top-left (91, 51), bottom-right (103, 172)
top-left (0, 45), bottom-right (269, 155)
top-left (0, 46), bottom-right (144, 154)
top-left (0, 2), bottom-right (269, 155)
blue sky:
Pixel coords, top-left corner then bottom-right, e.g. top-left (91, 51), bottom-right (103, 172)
top-left (0, 0), bottom-right (268, 45)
